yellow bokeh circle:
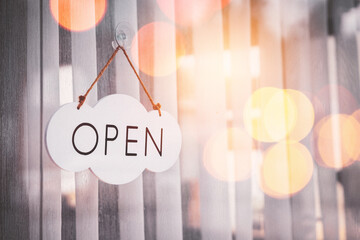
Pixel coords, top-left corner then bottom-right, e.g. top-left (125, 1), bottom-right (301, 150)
top-left (244, 88), bottom-right (314, 142)
top-left (260, 141), bottom-right (314, 198)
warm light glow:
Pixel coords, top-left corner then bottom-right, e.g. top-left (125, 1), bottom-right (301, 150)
top-left (222, 46), bottom-right (259, 79)
top-left (131, 22), bottom-right (185, 77)
top-left (203, 128), bottom-right (252, 182)
top-left (244, 87), bottom-right (296, 142)
top-left (244, 88), bottom-right (314, 142)
top-left (50, 0), bottom-right (107, 32)
top-left (156, 0), bottom-right (231, 27)
top-left (285, 89), bottom-right (314, 142)
top-left (316, 114), bottom-right (360, 169)
top-left (223, 51), bottom-right (232, 78)
top-left (260, 141), bottom-right (314, 198)
top-left (250, 46), bottom-right (260, 78)
top-left (263, 89), bottom-right (297, 141)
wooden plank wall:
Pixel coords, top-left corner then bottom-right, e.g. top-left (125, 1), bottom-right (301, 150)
top-left (255, 0), bottom-right (293, 238)
top-left (331, 0), bottom-right (360, 239)
top-left (0, 1), bottom-right (29, 239)
top-left (70, 0), bottom-right (99, 238)
top-left (191, 2), bottom-right (232, 240)
top-left (226, 0), bottom-right (253, 239)
top-left (309, 0), bottom-right (340, 239)
top-left (41, 0), bottom-right (62, 238)
top-left (3, 0), bottom-right (360, 239)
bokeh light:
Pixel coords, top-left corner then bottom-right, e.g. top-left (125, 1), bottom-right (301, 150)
top-left (244, 87), bottom-right (296, 142)
top-left (203, 128), bottom-right (252, 182)
top-left (314, 84), bottom-right (358, 117)
top-left (285, 89), bottom-right (314, 142)
top-left (263, 89), bottom-right (297, 141)
top-left (260, 141), bottom-right (314, 198)
top-left (131, 22), bottom-right (185, 77)
top-left (50, 0), bottom-right (107, 32)
top-left (156, 0), bottom-right (231, 27)
top-left (244, 88), bottom-right (314, 142)
top-left (316, 114), bottom-right (360, 169)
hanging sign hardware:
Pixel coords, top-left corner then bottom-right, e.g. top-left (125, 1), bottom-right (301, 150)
top-left (77, 24), bottom-right (162, 117)
top-left (45, 24), bottom-right (182, 185)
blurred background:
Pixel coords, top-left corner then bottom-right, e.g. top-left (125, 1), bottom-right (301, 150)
top-left (1, 0), bottom-right (360, 239)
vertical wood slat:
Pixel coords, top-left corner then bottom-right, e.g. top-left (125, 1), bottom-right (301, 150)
top-left (95, 2), bottom-right (120, 239)
top-left (150, 0), bottom-right (184, 239)
top-left (41, 0), bottom-right (61, 239)
top-left (308, 0), bottom-right (340, 239)
top-left (226, 0), bottom-right (253, 239)
top-left (58, 27), bottom-right (76, 240)
top-left (112, 1), bottom-right (146, 239)
top-left (0, 0), bottom-right (29, 239)
top-left (255, 0), bottom-right (293, 238)
top-left (70, 0), bottom-right (99, 238)
top-left (331, 0), bottom-right (360, 239)
top-left (192, 5), bottom-right (232, 240)
top-left (27, 0), bottom-right (41, 239)
top-left (279, 0), bottom-right (317, 239)
top-left (176, 24), bottom-right (202, 240)
top-left (135, 1), bottom-right (157, 239)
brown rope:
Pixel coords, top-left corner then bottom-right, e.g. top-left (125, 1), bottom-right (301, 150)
top-left (77, 45), bottom-right (162, 117)
top-left (118, 46), bottom-right (161, 116)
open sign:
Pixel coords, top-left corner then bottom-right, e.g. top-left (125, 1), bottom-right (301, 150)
top-left (46, 94), bottom-right (182, 185)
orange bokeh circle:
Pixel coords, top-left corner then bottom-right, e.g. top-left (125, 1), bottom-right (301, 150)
top-left (131, 21), bottom-right (185, 77)
top-left (316, 114), bottom-right (360, 169)
top-left (260, 141), bottom-right (314, 198)
top-left (50, 0), bottom-right (107, 32)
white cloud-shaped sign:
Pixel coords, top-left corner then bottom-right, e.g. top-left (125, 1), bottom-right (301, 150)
top-left (46, 94), bottom-right (182, 185)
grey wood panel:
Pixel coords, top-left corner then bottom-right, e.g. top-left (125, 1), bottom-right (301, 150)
top-left (331, 0), bottom-right (360, 239)
top-left (0, 0), bottom-right (30, 239)
top-left (58, 26), bottom-right (76, 240)
top-left (136, 1), bottom-right (157, 239)
top-left (70, 6), bottom-right (99, 240)
top-left (95, 2), bottom-right (120, 239)
top-left (41, 0), bottom-right (62, 238)
top-left (27, 0), bottom-right (42, 239)
top-left (254, 0), bottom-right (293, 239)
top-left (279, 0), bottom-right (317, 239)
top-left (112, 1), bottom-right (146, 239)
top-left (308, 0), bottom-right (339, 239)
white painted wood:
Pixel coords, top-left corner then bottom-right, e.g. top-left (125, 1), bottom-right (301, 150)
top-left (113, 1), bottom-right (146, 239)
top-left (151, 1), bottom-right (183, 239)
top-left (41, 0), bottom-right (61, 239)
top-left (191, 5), bottom-right (232, 240)
top-left (27, 0), bottom-right (41, 239)
top-left (227, 0), bottom-right (253, 239)
top-left (70, 3), bottom-right (99, 238)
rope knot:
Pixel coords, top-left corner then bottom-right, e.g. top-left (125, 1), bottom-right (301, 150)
top-left (153, 103), bottom-right (162, 116)
top-left (77, 95), bottom-right (86, 110)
